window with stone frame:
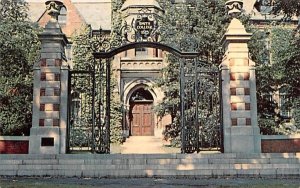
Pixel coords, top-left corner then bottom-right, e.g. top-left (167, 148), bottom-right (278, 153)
top-left (171, 0), bottom-right (196, 5)
top-left (58, 6), bottom-right (67, 25)
top-left (135, 47), bottom-right (148, 57)
top-left (66, 44), bottom-right (72, 61)
top-left (279, 86), bottom-right (292, 119)
top-left (261, 0), bottom-right (275, 6)
top-left (255, 0), bottom-right (275, 14)
top-left (262, 34), bottom-right (271, 64)
top-left (153, 48), bottom-right (159, 58)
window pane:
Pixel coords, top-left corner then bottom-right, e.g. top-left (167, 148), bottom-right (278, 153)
top-left (58, 7), bottom-right (67, 24)
top-left (135, 47), bottom-right (147, 56)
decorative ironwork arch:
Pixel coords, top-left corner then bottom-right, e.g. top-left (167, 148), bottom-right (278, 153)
top-left (93, 42), bottom-right (200, 59)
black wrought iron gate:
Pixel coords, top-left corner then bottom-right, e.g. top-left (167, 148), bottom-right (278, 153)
top-left (180, 58), bottom-right (222, 153)
top-left (68, 70), bottom-right (93, 152)
top-left (67, 59), bottom-right (110, 153)
top-left (67, 56), bottom-right (222, 154)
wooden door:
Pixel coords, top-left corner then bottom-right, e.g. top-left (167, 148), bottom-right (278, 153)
top-left (131, 102), bottom-right (154, 136)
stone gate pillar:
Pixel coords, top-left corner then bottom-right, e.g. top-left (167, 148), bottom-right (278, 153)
top-left (221, 0), bottom-right (261, 153)
top-left (29, 1), bottom-right (69, 154)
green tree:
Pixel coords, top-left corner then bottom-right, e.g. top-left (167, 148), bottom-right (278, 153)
top-left (155, 1), bottom-right (228, 145)
top-left (272, 0), bottom-right (300, 130)
top-left (273, 0), bottom-right (300, 19)
top-left (0, 0), bottom-right (40, 135)
top-left (282, 31), bottom-right (300, 131)
top-left (249, 24), bottom-right (300, 134)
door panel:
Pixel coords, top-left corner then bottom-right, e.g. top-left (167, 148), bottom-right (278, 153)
top-left (131, 102), bottom-right (154, 136)
top-left (132, 112), bottom-right (141, 136)
top-left (142, 112), bottom-right (152, 136)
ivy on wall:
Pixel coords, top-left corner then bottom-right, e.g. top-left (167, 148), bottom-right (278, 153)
top-left (249, 25), bottom-right (300, 134)
top-left (72, 26), bottom-right (123, 144)
top-left (0, 0), bottom-right (40, 136)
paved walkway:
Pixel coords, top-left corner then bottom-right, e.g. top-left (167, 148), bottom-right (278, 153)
top-left (121, 136), bottom-right (176, 154)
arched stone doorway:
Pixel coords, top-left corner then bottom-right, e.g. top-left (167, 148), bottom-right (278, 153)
top-left (122, 80), bottom-right (164, 138)
top-left (129, 88), bottom-right (154, 136)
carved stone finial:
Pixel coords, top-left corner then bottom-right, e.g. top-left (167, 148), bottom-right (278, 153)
top-left (225, 0), bottom-right (243, 17)
top-left (45, 0), bottom-right (64, 22)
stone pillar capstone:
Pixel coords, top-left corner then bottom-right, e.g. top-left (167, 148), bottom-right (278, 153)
top-left (29, 0), bottom-right (69, 154)
top-left (221, 0), bottom-right (261, 153)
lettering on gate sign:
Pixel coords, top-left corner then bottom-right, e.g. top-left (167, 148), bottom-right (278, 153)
top-left (133, 15), bottom-right (155, 41)
top-left (136, 22), bottom-right (153, 30)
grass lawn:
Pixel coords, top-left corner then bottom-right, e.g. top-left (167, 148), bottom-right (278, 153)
top-left (1, 177), bottom-right (300, 188)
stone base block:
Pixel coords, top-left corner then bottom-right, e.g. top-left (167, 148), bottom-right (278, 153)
top-left (29, 127), bottom-right (60, 154)
top-left (224, 126), bottom-right (261, 153)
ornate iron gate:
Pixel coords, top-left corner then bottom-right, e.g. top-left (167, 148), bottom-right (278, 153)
top-left (67, 59), bottom-right (110, 153)
top-left (67, 6), bottom-right (222, 154)
top-left (180, 58), bottom-right (222, 153)
top-left (68, 70), bottom-right (94, 152)
top-left (68, 57), bottom-right (222, 154)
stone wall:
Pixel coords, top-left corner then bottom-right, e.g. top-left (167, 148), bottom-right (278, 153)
top-left (1, 153), bottom-right (300, 177)
top-left (261, 135), bottom-right (300, 153)
top-left (0, 136), bottom-right (29, 154)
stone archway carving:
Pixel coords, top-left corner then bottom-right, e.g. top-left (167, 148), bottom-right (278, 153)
top-left (123, 79), bottom-right (158, 106)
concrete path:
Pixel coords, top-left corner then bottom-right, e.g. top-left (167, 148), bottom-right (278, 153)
top-left (121, 136), bottom-right (171, 154)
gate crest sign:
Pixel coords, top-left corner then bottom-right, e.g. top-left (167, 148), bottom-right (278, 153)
top-left (132, 7), bottom-right (158, 42)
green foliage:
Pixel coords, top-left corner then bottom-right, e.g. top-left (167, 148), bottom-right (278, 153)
top-left (110, 92), bottom-right (123, 144)
top-left (72, 26), bottom-right (123, 144)
top-left (72, 27), bottom-right (94, 70)
top-left (158, 1), bottom-right (228, 64)
top-left (112, 0), bottom-right (124, 12)
top-left (0, 0), bottom-right (40, 135)
top-left (270, 1), bottom-right (300, 133)
top-left (292, 98), bottom-right (300, 129)
top-left (155, 1), bottom-right (228, 145)
top-left (154, 55), bottom-right (180, 119)
top-left (273, 0), bottom-right (300, 18)
top-left (0, 0), bottom-right (29, 21)
top-left (163, 121), bottom-right (181, 147)
top-left (270, 27), bottom-right (294, 84)
top-left (249, 24), bottom-right (300, 134)
top-left (258, 116), bottom-right (278, 135)
top-left (265, 27), bottom-right (299, 131)
top-left (249, 28), bottom-right (274, 134)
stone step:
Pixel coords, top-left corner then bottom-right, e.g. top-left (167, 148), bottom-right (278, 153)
top-left (0, 158), bottom-right (300, 166)
top-left (1, 168), bottom-right (299, 177)
top-left (1, 153), bottom-right (300, 177)
top-left (1, 153), bottom-right (299, 160)
top-left (0, 158), bottom-right (299, 165)
top-left (2, 163), bottom-right (300, 171)
top-left (1, 160), bottom-right (300, 167)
